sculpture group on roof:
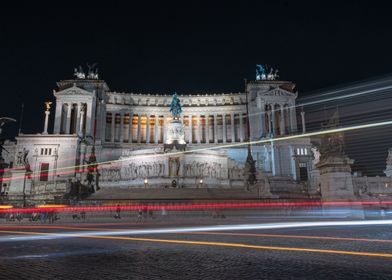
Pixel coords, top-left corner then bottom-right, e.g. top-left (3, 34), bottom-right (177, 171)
top-left (256, 64), bottom-right (279, 81)
top-left (74, 63), bottom-right (99, 80)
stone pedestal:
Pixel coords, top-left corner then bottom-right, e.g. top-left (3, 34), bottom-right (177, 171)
top-left (0, 160), bottom-right (8, 195)
top-left (164, 119), bottom-right (186, 152)
top-left (317, 156), bottom-right (355, 200)
top-left (317, 155), bottom-right (364, 218)
top-left (8, 168), bottom-right (32, 202)
top-left (254, 171), bottom-right (276, 198)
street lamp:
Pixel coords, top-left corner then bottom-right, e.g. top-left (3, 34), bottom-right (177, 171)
top-left (144, 178), bottom-right (149, 188)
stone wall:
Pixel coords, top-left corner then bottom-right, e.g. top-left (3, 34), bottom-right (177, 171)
top-left (353, 176), bottom-right (392, 196)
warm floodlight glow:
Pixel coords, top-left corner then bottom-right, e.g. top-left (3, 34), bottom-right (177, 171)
top-left (36, 204), bottom-right (67, 209)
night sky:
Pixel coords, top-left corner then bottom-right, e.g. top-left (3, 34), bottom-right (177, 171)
top-left (1, 1), bottom-right (392, 138)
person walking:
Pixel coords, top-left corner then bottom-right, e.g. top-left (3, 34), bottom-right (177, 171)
top-left (137, 209), bottom-right (143, 222)
top-left (115, 204), bottom-right (121, 219)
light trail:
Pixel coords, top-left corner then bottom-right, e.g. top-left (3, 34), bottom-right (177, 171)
top-left (185, 232), bottom-right (392, 243)
top-left (1, 224), bottom-right (392, 244)
top-left (80, 235), bottom-right (392, 258)
top-left (0, 200), bottom-right (391, 213)
top-left (3, 118), bottom-right (392, 183)
top-left (1, 220), bottom-right (392, 242)
top-left (1, 225), bottom-right (392, 258)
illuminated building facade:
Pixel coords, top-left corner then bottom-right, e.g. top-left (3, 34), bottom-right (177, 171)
top-left (2, 68), bottom-right (316, 201)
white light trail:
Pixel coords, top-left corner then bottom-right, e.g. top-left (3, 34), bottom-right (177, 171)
top-left (1, 220), bottom-right (392, 242)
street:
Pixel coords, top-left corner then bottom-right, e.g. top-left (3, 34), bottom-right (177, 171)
top-left (0, 217), bottom-right (391, 279)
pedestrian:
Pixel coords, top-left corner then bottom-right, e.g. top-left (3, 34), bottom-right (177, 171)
top-left (115, 204), bottom-right (121, 219)
top-left (137, 209), bottom-right (143, 222)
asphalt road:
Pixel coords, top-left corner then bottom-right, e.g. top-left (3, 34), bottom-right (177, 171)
top-left (0, 219), bottom-right (391, 280)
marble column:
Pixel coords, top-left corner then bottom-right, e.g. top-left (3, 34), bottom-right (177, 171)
top-left (239, 113), bottom-right (244, 142)
top-left (301, 110), bottom-right (306, 134)
top-left (86, 103), bottom-right (93, 136)
top-left (231, 113), bottom-right (235, 143)
top-left (188, 114), bottom-right (193, 143)
top-left (75, 103), bottom-right (81, 134)
top-left (214, 113), bottom-right (218, 143)
top-left (43, 110), bottom-right (50, 135)
top-left (119, 112), bottom-right (124, 143)
top-left (78, 106), bottom-right (85, 136)
top-left (128, 112), bottom-right (133, 143)
top-left (260, 103), bottom-right (265, 138)
top-left (197, 114), bottom-right (201, 144)
top-left (154, 115), bottom-right (159, 144)
top-left (137, 113), bottom-right (141, 143)
top-left (280, 105), bottom-right (285, 136)
top-left (267, 110), bottom-right (272, 135)
top-left (222, 114), bottom-right (227, 143)
top-left (53, 101), bottom-right (62, 134)
top-left (66, 103), bottom-right (72, 134)
top-left (146, 114), bottom-right (151, 143)
top-left (110, 112), bottom-right (115, 143)
top-left (205, 114), bottom-right (209, 143)
top-left (272, 105), bottom-right (277, 137)
top-left (290, 105), bottom-right (297, 133)
top-left (163, 115), bottom-right (167, 143)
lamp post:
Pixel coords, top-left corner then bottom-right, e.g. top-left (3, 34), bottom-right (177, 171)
top-left (144, 178), bottom-right (149, 188)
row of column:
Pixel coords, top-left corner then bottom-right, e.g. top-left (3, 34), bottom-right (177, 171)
top-left (105, 112), bottom-right (248, 144)
top-left (54, 102), bottom-right (92, 135)
top-left (264, 103), bottom-right (298, 137)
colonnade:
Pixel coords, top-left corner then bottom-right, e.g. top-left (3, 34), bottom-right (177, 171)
top-left (54, 102), bottom-right (91, 135)
top-left (105, 112), bottom-right (249, 144)
top-left (263, 103), bottom-right (299, 136)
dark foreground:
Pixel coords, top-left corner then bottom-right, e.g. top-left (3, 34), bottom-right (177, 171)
top-left (0, 217), bottom-right (391, 280)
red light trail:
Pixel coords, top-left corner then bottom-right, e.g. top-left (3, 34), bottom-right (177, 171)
top-left (0, 200), bottom-right (390, 213)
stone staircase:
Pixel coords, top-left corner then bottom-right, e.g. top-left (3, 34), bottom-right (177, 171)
top-left (88, 187), bottom-right (265, 200)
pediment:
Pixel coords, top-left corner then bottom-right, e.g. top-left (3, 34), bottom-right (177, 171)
top-left (53, 85), bottom-right (93, 97)
top-left (262, 88), bottom-right (297, 98)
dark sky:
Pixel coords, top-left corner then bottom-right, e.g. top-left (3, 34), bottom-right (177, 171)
top-left (1, 1), bottom-right (392, 137)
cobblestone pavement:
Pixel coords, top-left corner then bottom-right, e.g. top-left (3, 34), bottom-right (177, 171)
top-left (0, 220), bottom-right (391, 279)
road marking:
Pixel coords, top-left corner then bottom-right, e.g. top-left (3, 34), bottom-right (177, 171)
top-left (1, 229), bottom-right (392, 258)
top-left (185, 232), bottom-right (392, 243)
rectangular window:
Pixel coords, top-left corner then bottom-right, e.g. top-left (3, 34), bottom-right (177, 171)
top-left (41, 148), bottom-right (44, 155)
top-left (40, 163), bottom-right (49, 182)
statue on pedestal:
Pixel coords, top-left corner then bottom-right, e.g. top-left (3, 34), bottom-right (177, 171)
top-left (169, 92), bottom-right (182, 119)
top-left (164, 92), bottom-right (186, 152)
top-left (313, 110), bottom-right (356, 203)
